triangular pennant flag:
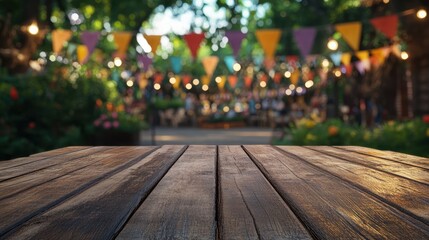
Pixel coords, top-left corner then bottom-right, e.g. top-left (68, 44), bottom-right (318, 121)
top-left (217, 76), bottom-right (227, 90)
top-left (264, 58), bottom-right (276, 70)
top-left (201, 75), bottom-right (210, 86)
top-left (293, 27), bottom-right (317, 57)
top-left (183, 33), bottom-right (205, 59)
top-left (77, 45), bottom-right (88, 64)
top-left (371, 47), bottom-right (389, 66)
top-left (255, 29), bottom-right (282, 59)
top-left (355, 60), bottom-right (370, 74)
top-left (335, 22), bottom-right (362, 50)
top-left (274, 73), bottom-right (282, 84)
top-left (52, 29), bottom-right (72, 54)
top-left (228, 75), bottom-right (238, 88)
top-left (356, 51), bottom-right (369, 61)
top-left (144, 34), bottom-right (162, 54)
top-left (80, 31), bottom-right (100, 55)
top-left (182, 75), bottom-right (192, 85)
top-left (202, 56), bottom-right (219, 79)
top-left (345, 65), bottom-right (353, 77)
top-left (138, 74), bottom-right (149, 89)
top-left (330, 52), bottom-right (342, 66)
top-left (391, 44), bottom-right (401, 57)
top-left (154, 73), bottom-right (164, 84)
top-left (224, 56), bottom-right (236, 73)
top-left (370, 15), bottom-right (398, 39)
top-left (172, 76), bottom-right (181, 89)
top-left (286, 55), bottom-right (299, 68)
top-left (137, 55), bottom-right (152, 71)
top-left (170, 56), bottom-right (182, 74)
top-left (113, 32), bottom-right (133, 55)
top-left (290, 71), bottom-right (300, 85)
top-left (225, 31), bottom-right (246, 57)
top-left (244, 76), bottom-right (253, 88)
top-left (341, 53), bottom-right (352, 66)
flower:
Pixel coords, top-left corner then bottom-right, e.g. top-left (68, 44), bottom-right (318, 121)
top-left (10, 86), bottom-right (19, 100)
top-left (328, 126), bottom-right (339, 136)
top-left (305, 133), bottom-right (317, 141)
top-left (103, 121), bottom-right (112, 129)
top-left (113, 121), bottom-right (119, 128)
top-left (111, 112), bottom-right (118, 118)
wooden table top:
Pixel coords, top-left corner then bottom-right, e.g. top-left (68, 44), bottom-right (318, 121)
top-left (0, 145), bottom-right (428, 239)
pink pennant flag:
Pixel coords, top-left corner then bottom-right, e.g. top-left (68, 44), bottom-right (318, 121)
top-left (183, 33), bottom-right (205, 59)
top-left (137, 55), bottom-right (153, 71)
top-left (293, 27), bottom-right (317, 57)
top-left (225, 31), bottom-right (246, 57)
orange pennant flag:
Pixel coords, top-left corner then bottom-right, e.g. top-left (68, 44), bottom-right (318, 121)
top-left (202, 56), bottom-right (219, 79)
top-left (370, 15), bottom-right (398, 39)
top-left (228, 75), bottom-right (238, 88)
top-left (77, 45), bottom-right (88, 64)
top-left (274, 73), bottom-right (282, 84)
top-left (290, 71), bottom-right (300, 85)
top-left (113, 32), bottom-right (133, 55)
top-left (356, 51), bottom-right (369, 61)
top-left (341, 53), bottom-right (352, 66)
top-left (138, 74), bottom-right (148, 89)
top-left (144, 34), bottom-right (162, 54)
top-left (172, 75), bottom-right (181, 89)
top-left (52, 29), bottom-right (72, 54)
top-left (217, 76), bottom-right (227, 90)
top-left (244, 76), bottom-right (253, 88)
top-left (201, 75), bottom-right (210, 86)
top-left (371, 47), bottom-right (389, 66)
top-left (255, 29), bottom-right (282, 60)
top-left (154, 73), bottom-right (164, 84)
top-left (335, 22), bottom-right (362, 51)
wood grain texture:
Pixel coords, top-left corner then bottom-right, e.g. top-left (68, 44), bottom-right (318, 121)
top-left (218, 145), bottom-right (312, 240)
top-left (117, 145), bottom-right (217, 240)
top-left (279, 146), bottom-right (429, 223)
top-left (307, 146), bottom-right (429, 185)
top-left (243, 145), bottom-right (429, 239)
top-left (29, 146), bottom-right (91, 157)
top-left (336, 146), bottom-right (429, 170)
top-left (5, 145), bottom-right (186, 240)
top-left (0, 146), bottom-right (157, 237)
top-left (0, 146), bottom-right (110, 182)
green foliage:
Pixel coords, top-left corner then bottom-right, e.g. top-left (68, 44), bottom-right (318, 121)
top-left (153, 97), bottom-right (184, 110)
top-left (275, 118), bottom-right (429, 157)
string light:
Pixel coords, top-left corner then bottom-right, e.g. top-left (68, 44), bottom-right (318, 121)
top-left (233, 63), bottom-right (241, 72)
top-left (296, 87), bottom-right (303, 94)
top-left (417, 9), bottom-right (427, 19)
top-left (223, 106), bottom-right (230, 112)
top-left (27, 21), bottom-right (39, 35)
top-left (169, 77), bottom-right (176, 84)
top-left (284, 71), bottom-right (291, 78)
top-left (327, 38), bottom-right (338, 51)
top-left (154, 83), bottom-right (161, 90)
top-left (305, 80), bottom-right (314, 88)
top-left (322, 59), bottom-right (330, 68)
top-left (185, 83), bottom-right (192, 90)
top-left (215, 76), bottom-right (222, 83)
top-left (285, 89), bottom-right (292, 96)
top-left (192, 79), bottom-right (200, 85)
top-left (202, 84), bottom-right (209, 91)
top-left (334, 69), bottom-right (342, 77)
top-left (289, 84), bottom-right (296, 90)
top-left (126, 80), bottom-right (134, 87)
top-left (401, 51), bottom-right (409, 60)
top-left (259, 81), bottom-right (267, 88)
top-left (114, 57), bottom-right (122, 67)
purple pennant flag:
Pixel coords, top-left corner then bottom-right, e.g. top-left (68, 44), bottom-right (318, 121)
top-left (225, 31), bottom-right (246, 57)
top-left (137, 55), bottom-right (153, 71)
top-left (80, 31), bottom-right (100, 55)
top-left (293, 27), bottom-right (317, 58)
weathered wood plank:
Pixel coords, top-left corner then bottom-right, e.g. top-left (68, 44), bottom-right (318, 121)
top-left (280, 146), bottom-right (429, 223)
top-left (218, 145), bottom-right (312, 239)
top-left (117, 145), bottom-right (217, 239)
top-left (5, 145), bottom-right (186, 240)
top-left (336, 146), bottom-right (429, 169)
top-left (244, 145), bottom-right (429, 239)
top-left (0, 146), bottom-right (157, 237)
top-left (0, 147), bottom-right (111, 182)
top-left (0, 147), bottom-right (90, 171)
top-left (30, 146), bottom-right (90, 157)
top-left (307, 146), bottom-right (429, 185)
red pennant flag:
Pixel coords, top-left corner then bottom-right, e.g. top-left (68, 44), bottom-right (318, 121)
top-left (370, 15), bottom-right (398, 39)
top-left (154, 73), bottom-right (164, 84)
top-left (274, 73), bottom-right (282, 84)
top-left (182, 75), bottom-right (192, 85)
top-left (286, 55), bottom-right (299, 68)
top-left (244, 76), bottom-right (253, 88)
top-left (183, 33), bottom-right (205, 59)
top-left (228, 75), bottom-right (238, 88)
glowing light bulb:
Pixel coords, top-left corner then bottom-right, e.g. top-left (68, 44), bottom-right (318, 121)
top-left (202, 85), bottom-right (209, 91)
top-left (215, 76), bottom-right (222, 83)
top-left (114, 57), bottom-right (122, 67)
top-left (327, 38), bottom-right (338, 51)
top-left (233, 63), bottom-right (241, 72)
top-left (296, 87), bottom-right (303, 94)
top-left (126, 80), bottom-right (134, 87)
top-left (169, 77), bottom-right (176, 84)
top-left (285, 89), bottom-right (292, 96)
top-left (154, 83), bottom-right (161, 90)
top-left (289, 84), bottom-right (296, 90)
top-left (322, 59), bottom-right (330, 68)
top-left (259, 81), bottom-right (267, 88)
top-left (223, 106), bottom-right (230, 112)
top-left (185, 83), bottom-right (192, 90)
top-left (192, 79), bottom-right (200, 85)
top-left (284, 71), bottom-right (291, 78)
top-left (401, 51), bottom-right (409, 60)
top-left (417, 9), bottom-right (427, 19)
top-left (27, 21), bottom-right (39, 35)
top-left (305, 80), bottom-right (314, 88)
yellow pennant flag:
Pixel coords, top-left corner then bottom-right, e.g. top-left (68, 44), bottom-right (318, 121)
top-left (217, 76), bottom-right (227, 90)
top-left (202, 56), bottom-right (219, 79)
top-left (52, 29), bottom-right (72, 54)
top-left (201, 75), bottom-right (211, 86)
top-left (113, 32), bottom-right (133, 55)
top-left (77, 45), bottom-right (89, 64)
top-left (255, 29), bottom-right (282, 60)
top-left (144, 34), bottom-right (162, 54)
top-left (138, 74), bottom-right (148, 89)
top-left (341, 53), bottom-right (352, 66)
top-left (290, 70), bottom-right (300, 85)
top-left (356, 51), bottom-right (369, 61)
top-left (335, 22), bottom-right (362, 51)
top-left (173, 75), bottom-right (181, 89)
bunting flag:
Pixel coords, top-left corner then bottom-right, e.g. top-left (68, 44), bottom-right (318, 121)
top-left (52, 29), bottom-right (72, 54)
top-left (201, 75), bottom-right (210, 86)
top-left (77, 45), bottom-right (88, 64)
top-left (391, 44), bottom-right (401, 57)
top-left (355, 61), bottom-right (367, 74)
top-left (370, 15), bottom-right (398, 39)
top-left (172, 76), bottom-right (181, 89)
top-left (244, 76), bottom-right (253, 88)
top-left (182, 75), bottom-right (192, 85)
top-left (228, 75), bottom-right (238, 88)
top-left (170, 56), bottom-right (182, 74)
top-left (183, 33), bottom-right (205, 59)
top-left (113, 32), bottom-right (133, 56)
top-left (80, 31), bottom-right (100, 55)
top-left (255, 29), bottom-right (282, 59)
top-left (154, 73), bottom-right (164, 84)
top-left (330, 52), bottom-right (342, 66)
top-left (225, 31), bottom-right (246, 57)
top-left (293, 27), bottom-right (317, 57)
top-left (341, 53), bottom-right (352, 66)
top-left (335, 22), bottom-right (362, 51)
top-left (371, 47), bottom-right (389, 66)
top-left (290, 71), bottom-right (300, 85)
top-left (217, 76), bottom-right (227, 90)
top-left (138, 74), bottom-right (149, 89)
top-left (144, 34), bottom-right (162, 54)
top-left (202, 56), bottom-right (219, 79)
top-left (356, 51), bottom-right (369, 61)
top-left (137, 55), bottom-right (152, 71)
top-left (286, 55), bottom-right (299, 68)
top-left (274, 72), bottom-right (282, 84)
top-left (224, 56), bottom-right (235, 73)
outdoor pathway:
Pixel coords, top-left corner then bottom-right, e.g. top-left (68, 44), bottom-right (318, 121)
top-left (140, 127), bottom-right (275, 145)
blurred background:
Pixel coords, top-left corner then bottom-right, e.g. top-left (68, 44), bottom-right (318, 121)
top-left (1, 0), bottom-right (429, 160)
